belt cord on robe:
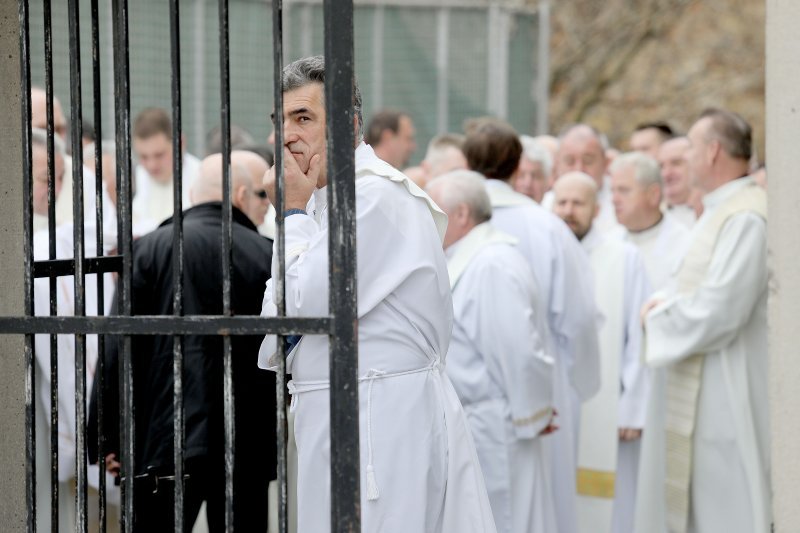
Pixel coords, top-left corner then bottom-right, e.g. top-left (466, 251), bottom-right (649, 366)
top-left (287, 360), bottom-right (442, 502)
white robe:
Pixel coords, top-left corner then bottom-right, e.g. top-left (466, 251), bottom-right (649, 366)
top-left (665, 203), bottom-right (697, 229)
top-left (131, 152), bottom-right (200, 236)
top-left (33, 223), bottom-right (119, 532)
top-left (635, 177), bottom-right (771, 533)
top-left (619, 214), bottom-right (689, 293)
top-left (53, 162), bottom-right (118, 253)
top-left (258, 143), bottom-right (496, 533)
top-left (578, 227), bottom-right (650, 533)
top-left (486, 179), bottom-right (600, 533)
top-left (446, 222), bottom-right (556, 533)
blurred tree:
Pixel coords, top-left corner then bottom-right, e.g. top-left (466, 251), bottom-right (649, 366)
top-left (545, 0), bottom-right (765, 159)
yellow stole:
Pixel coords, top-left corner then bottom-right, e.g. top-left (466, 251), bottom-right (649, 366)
top-left (665, 181), bottom-right (766, 533)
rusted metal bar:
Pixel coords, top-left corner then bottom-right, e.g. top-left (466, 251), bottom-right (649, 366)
top-left (110, 0), bottom-right (134, 528)
top-left (270, 0), bottom-right (289, 530)
top-left (0, 316), bottom-right (331, 336)
top-left (322, 0), bottom-right (361, 529)
top-left (41, 1), bottom-right (60, 529)
top-left (168, 0), bottom-right (186, 529)
top-left (217, 1), bottom-right (235, 526)
top-left (88, 0), bottom-right (107, 528)
top-left (18, 0), bottom-right (36, 530)
top-left (66, 0), bottom-right (89, 528)
top-left (33, 256), bottom-right (123, 279)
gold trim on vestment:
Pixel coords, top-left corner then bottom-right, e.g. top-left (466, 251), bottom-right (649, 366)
top-left (576, 468), bottom-right (615, 498)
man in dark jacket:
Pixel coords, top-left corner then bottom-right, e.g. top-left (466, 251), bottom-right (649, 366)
top-left (90, 154), bottom-right (276, 531)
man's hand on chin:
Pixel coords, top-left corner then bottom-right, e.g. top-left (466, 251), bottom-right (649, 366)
top-left (263, 147), bottom-right (321, 211)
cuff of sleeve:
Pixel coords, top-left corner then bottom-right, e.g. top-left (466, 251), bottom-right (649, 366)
top-left (512, 407), bottom-right (554, 440)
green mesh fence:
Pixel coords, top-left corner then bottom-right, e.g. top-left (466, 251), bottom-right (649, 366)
top-left (27, 0), bottom-right (543, 167)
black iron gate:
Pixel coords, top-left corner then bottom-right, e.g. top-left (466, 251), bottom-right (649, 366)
top-left (5, 0), bottom-right (360, 530)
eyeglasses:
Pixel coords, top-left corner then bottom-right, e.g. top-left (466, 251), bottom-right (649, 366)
top-left (253, 189), bottom-right (269, 200)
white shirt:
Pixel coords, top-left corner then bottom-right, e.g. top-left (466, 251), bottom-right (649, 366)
top-left (131, 152), bottom-right (200, 236)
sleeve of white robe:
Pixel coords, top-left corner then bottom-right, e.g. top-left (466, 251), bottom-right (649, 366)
top-left (259, 176), bottom-right (450, 366)
top-left (471, 252), bottom-right (555, 439)
top-left (645, 213), bottom-right (767, 367)
top-left (618, 248), bottom-right (651, 429)
top-left (552, 222), bottom-right (601, 401)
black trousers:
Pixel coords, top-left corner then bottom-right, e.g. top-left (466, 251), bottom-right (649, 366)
top-left (132, 456), bottom-right (270, 532)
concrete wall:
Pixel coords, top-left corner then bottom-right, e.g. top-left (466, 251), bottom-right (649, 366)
top-left (767, 1), bottom-right (800, 530)
top-left (0, 0), bottom-right (28, 530)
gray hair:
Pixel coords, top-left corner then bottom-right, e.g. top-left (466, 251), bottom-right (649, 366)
top-left (699, 108), bottom-right (752, 161)
top-left (426, 169), bottom-right (492, 224)
top-left (31, 127), bottom-right (66, 158)
top-left (610, 151), bottom-right (662, 188)
top-left (520, 135), bottom-right (553, 177)
top-left (282, 55), bottom-right (364, 143)
top-left (559, 123), bottom-right (609, 151)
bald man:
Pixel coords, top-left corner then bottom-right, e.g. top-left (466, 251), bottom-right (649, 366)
top-left (553, 172), bottom-right (650, 533)
top-left (91, 153), bottom-right (276, 531)
top-left (548, 125), bottom-right (620, 234)
top-left (229, 150), bottom-right (276, 238)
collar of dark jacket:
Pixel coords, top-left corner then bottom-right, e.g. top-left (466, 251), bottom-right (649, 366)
top-left (158, 201), bottom-right (259, 233)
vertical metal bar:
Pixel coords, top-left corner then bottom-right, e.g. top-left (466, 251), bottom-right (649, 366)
top-left (371, 5), bottom-right (383, 111)
top-left (168, 0), bottom-right (186, 529)
top-left (322, 0), bottom-right (360, 530)
top-left (435, 7), bottom-right (449, 133)
top-left (19, 0), bottom-right (36, 530)
top-left (89, 0), bottom-right (107, 529)
top-left (42, 1), bottom-right (60, 530)
top-left (536, 0), bottom-right (551, 135)
top-left (193, 0), bottom-right (206, 158)
top-left (110, 0), bottom-right (135, 529)
top-left (217, 0), bottom-right (235, 529)
top-left (66, 0), bottom-right (89, 529)
top-left (270, 0), bottom-right (289, 531)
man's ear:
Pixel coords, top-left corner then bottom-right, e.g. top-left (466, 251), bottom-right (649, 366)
top-left (707, 139), bottom-right (721, 166)
top-left (592, 202), bottom-right (600, 219)
top-left (232, 185), bottom-right (247, 210)
top-left (180, 134), bottom-right (187, 155)
top-left (648, 183), bottom-right (663, 207)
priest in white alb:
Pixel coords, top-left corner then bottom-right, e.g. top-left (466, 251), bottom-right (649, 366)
top-left (426, 170), bottom-right (557, 533)
top-left (610, 151), bottom-right (690, 292)
top-left (257, 56), bottom-right (496, 533)
top-left (462, 118), bottom-right (601, 533)
top-left (608, 152), bottom-right (690, 533)
top-left (553, 172), bottom-right (651, 533)
top-left (636, 109), bottom-right (770, 533)
top-left (29, 128), bottom-right (119, 532)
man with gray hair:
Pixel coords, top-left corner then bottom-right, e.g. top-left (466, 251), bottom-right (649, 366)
top-left (512, 135), bottom-right (552, 203)
top-left (426, 170), bottom-right (556, 533)
top-left (610, 151), bottom-right (689, 291)
top-left (407, 133), bottom-right (468, 188)
top-left (258, 56), bottom-right (495, 533)
top-left (638, 109), bottom-right (770, 533)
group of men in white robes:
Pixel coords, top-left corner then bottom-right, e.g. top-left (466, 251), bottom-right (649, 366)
top-left (426, 171), bottom-right (557, 533)
top-left (28, 119), bottom-right (120, 532)
top-left (461, 118), bottom-right (601, 533)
